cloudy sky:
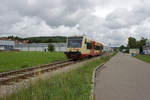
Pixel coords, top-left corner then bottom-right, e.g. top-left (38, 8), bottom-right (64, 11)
top-left (0, 0), bottom-right (150, 46)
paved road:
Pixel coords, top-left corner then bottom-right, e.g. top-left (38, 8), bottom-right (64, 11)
top-left (95, 53), bottom-right (150, 100)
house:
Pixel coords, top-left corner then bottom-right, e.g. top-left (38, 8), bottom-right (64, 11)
top-left (143, 39), bottom-right (150, 55)
top-left (15, 43), bottom-right (66, 52)
top-left (0, 40), bottom-right (15, 50)
top-left (129, 49), bottom-right (139, 54)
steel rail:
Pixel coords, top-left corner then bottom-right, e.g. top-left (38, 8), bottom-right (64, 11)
top-left (0, 60), bottom-right (74, 85)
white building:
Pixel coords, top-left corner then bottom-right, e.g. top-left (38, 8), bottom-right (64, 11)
top-left (0, 40), bottom-right (15, 50)
top-left (53, 43), bottom-right (66, 52)
top-left (143, 39), bottom-right (150, 55)
top-left (15, 43), bottom-right (66, 52)
top-left (129, 49), bottom-right (139, 54)
top-left (103, 46), bottom-right (113, 53)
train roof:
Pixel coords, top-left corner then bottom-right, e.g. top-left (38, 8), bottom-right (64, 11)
top-left (68, 36), bottom-right (103, 46)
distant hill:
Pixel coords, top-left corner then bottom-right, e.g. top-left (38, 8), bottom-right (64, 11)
top-left (25, 36), bottom-right (67, 43)
top-left (1, 36), bottom-right (67, 43)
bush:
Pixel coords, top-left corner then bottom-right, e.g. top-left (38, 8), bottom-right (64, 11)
top-left (21, 64), bottom-right (29, 68)
top-left (48, 43), bottom-right (55, 52)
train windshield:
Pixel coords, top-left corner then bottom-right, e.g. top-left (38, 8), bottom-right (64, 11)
top-left (68, 37), bottom-right (83, 48)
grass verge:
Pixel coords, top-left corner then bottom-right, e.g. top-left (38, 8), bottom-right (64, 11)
top-left (0, 52), bottom-right (67, 72)
top-left (135, 54), bottom-right (150, 63)
top-left (1, 55), bottom-right (114, 100)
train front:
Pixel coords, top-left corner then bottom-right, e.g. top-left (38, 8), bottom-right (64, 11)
top-left (65, 36), bottom-right (83, 60)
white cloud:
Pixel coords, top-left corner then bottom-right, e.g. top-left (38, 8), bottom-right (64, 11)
top-left (0, 0), bottom-right (150, 47)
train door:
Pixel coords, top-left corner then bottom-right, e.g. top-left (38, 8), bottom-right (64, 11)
top-left (90, 41), bottom-right (95, 56)
top-left (100, 44), bottom-right (103, 55)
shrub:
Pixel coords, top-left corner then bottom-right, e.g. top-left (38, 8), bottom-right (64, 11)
top-left (48, 43), bottom-right (55, 52)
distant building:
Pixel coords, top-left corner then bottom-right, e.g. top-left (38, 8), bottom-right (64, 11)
top-left (53, 43), bottom-right (66, 52)
top-left (15, 43), bottom-right (66, 52)
top-left (129, 49), bottom-right (139, 54)
top-left (103, 46), bottom-right (113, 53)
top-left (15, 43), bottom-right (48, 52)
top-left (0, 37), bottom-right (9, 40)
top-left (0, 40), bottom-right (15, 50)
top-left (143, 39), bottom-right (150, 55)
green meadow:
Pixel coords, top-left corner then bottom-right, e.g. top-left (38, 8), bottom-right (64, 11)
top-left (135, 54), bottom-right (150, 63)
top-left (0, 52), bottom-right (67, 72)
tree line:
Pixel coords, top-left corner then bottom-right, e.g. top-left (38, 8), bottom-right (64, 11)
top-left (5, 36), bottom-right (67, 43)
top-left (120, 37), bottom-right (147, 53)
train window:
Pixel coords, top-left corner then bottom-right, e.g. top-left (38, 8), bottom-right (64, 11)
top-left (94, 45), bottom-right (100, 50)
top-left (85, 39), bottom-right (87, 44)
top-left (100, 46), bottom-right (103, 50)
top-left (98, 46), bottom-right (100, 50)
top-left (68, 37), bottom-right (83, 48)
top-left (87, 43), bottom-right (92, 49)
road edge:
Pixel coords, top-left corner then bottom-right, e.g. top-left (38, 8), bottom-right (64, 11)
top-left (90, 53), bottom-right (117, 100)
top-left (90, 63), bottom-right (104, 100)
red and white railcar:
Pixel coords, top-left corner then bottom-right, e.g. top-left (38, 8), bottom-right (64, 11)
top-left (65, 36), bottom-right (103, 59)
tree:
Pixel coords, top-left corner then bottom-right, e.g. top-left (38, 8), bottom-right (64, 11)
top-left (119, 45), bottom-right (126, 52)
top-left (113, 48), bottom-right (118, 52)
top-left (124, 47), bottom-right (129, 53)
top-left (127, 36), bottom-right (147, 53)
top-left (136, 37), bottom-right (147, 53)
top-left (127, 37), bottom-right (137, 48)
top-left (47, 39), bottom-right (53, 43)
top-left (48, 43), bottom-right (55, 52)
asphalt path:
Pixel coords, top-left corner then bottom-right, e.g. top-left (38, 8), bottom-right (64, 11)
top-left (95, 52), bottom-right (150, 100)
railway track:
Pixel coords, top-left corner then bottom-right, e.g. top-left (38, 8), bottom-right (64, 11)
top-left (0, 60), bottom-right (76, 85)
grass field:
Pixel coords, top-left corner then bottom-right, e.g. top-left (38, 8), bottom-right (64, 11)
top-left (0, 52), bottom-right (67, 72)
top-left (1, 55), bottom-right (114, 100)
top-left (135, 54), bottom-right (150, 63)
